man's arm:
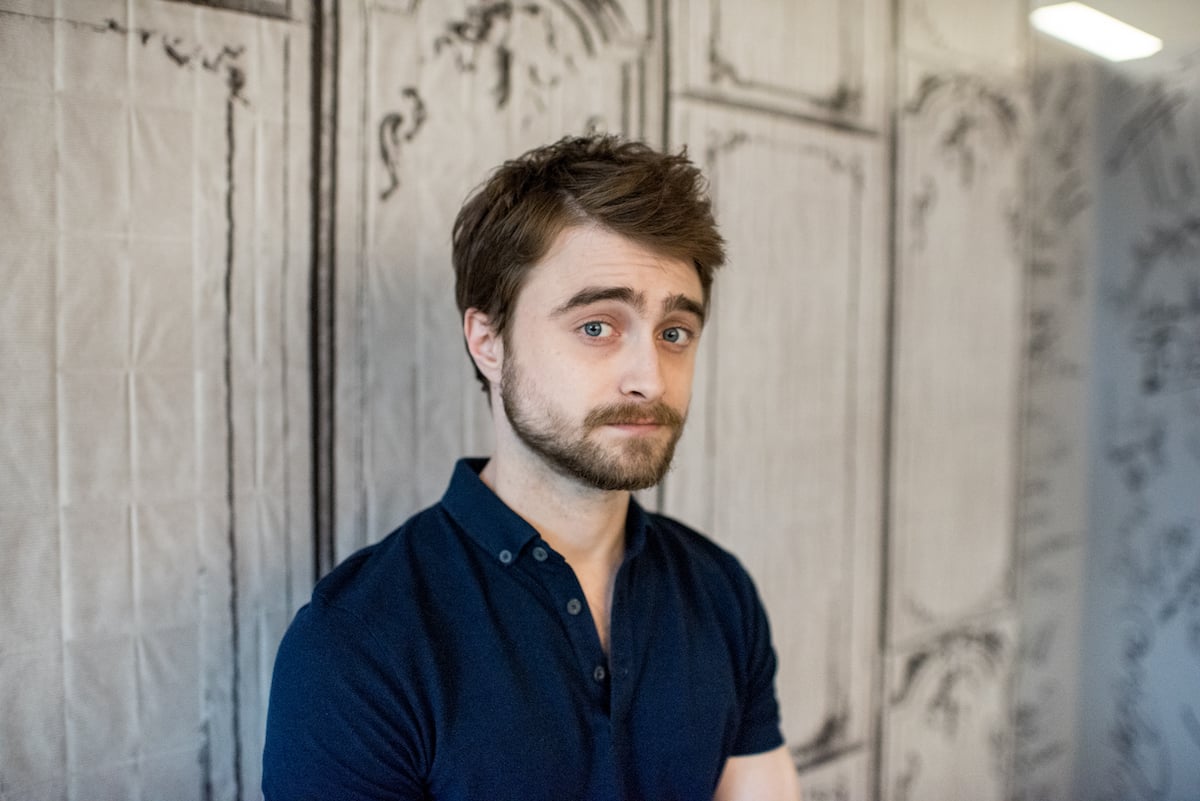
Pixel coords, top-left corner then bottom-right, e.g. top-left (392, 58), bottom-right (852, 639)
top-left (713, 745), bottom-right (801, 801)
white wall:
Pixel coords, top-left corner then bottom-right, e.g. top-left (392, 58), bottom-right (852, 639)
top-left (1012, 54), bottom-right (1097, 801)
top-left (1017, 38), bottom-right (1200, 801)
top-left (1080, 55), bottom-right (1200, 801)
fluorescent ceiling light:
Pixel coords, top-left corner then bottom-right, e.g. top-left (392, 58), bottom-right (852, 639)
top-left (1031, 2), bottom-right (1163, 61)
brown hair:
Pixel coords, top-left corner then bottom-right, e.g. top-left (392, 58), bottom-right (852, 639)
top-left (452, 134), bottom-right (725, 393)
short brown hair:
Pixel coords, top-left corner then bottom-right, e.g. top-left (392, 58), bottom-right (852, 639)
top-left (452, 134), bottom-right (725, 393)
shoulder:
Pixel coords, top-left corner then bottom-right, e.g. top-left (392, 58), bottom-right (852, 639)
top-left (266, 503), bottom-right (461, 758)
top-left (275, 503), bottom-right (453, 658)
top-left (641, 511), bottom-right (765, 611)
top-left (310, 503), bottom-right (463, 615)
top-left (645, 512), bottom-right (753, 575)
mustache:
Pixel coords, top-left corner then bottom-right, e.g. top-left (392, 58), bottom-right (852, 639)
top-left (584, 402), bottom-right (684, 429)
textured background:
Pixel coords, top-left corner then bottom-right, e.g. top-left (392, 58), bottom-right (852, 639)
top-left (0, 2), bottom-right (312, 798)
top-left (2, 1), bottom-right (1194, 800)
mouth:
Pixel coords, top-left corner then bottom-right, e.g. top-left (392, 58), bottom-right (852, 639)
top-left (586, 403), bottom-right (685, 433)
top-left (603, 420), bottom-right (667, 434)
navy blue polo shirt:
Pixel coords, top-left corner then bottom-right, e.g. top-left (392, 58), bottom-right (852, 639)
top-left (263, 458), bottom-right (783, 800)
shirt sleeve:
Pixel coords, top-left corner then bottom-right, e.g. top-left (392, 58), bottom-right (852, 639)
top-left (730, 569), bottom-right (786, 757)
top-left (262, 598), bottom-right (426, 801)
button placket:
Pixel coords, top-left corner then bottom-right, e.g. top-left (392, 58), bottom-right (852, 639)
top-left (534, 553), bottom-right (610, 699)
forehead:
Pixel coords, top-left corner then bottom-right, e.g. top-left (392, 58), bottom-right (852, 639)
top-left (519, 225), bottom-right (703, 310)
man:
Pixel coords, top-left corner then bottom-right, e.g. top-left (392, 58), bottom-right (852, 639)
top-left (263, 135), bottom-right (799, 800)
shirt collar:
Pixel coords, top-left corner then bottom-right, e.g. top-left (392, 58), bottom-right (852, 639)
top-left (440, 458), bottom-right (651, 564)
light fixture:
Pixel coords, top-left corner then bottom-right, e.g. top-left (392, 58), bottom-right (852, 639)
top-left (1031, 2), bottom-right (1163, 62)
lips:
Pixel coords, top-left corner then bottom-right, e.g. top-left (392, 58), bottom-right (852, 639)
top-left (585, 403), bottom-right (684, 430)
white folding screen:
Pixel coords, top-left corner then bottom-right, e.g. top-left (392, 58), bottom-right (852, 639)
top-left (1073, 56), bottom-right (1200, 801)
top-left (670, 0), bottom-right (888, 129)
top-left (0, 2), bottom-right (312, 798)
top-left (0, 0), bottom-right (1041, 798)
top-left (665, 100), bottom-right (887, 794)
top-left (1011, 58), bottom-right (1097, 801)
top-left (882, 0), bottom-right (1028, 797)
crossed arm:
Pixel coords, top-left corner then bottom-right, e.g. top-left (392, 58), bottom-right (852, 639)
top-left (713, 745), bottom-right (801, 801)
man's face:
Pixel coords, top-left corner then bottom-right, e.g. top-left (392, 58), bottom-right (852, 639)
top-left (498, 225), bottom-right (705, 491)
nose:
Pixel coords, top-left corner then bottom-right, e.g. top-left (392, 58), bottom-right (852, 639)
top-left (619, 337), bottom-right (666, 402)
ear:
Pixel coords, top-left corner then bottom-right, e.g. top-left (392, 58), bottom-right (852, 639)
top-left (464, 308), bottom-right (503, 386)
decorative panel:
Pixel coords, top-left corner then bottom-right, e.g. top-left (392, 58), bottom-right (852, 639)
top-left (670, 0), bottom-right (889, 130)
top-left (889, 58), bottom-right (1025, 644)
top-left (1012, 60), bottom-right (1098, 801)
top-left (665, 100), bottom-right (886, 772)
top-left (902, 0), bottom-right (1024, 73)
top-left (0, 2), bottom-right (312, 798)
top-left (333, 0), bottom-right (656, 558)
top-left (881, 614), bottom-right (1016, 801)
top-left (1073, 57), bottom-right (1200, 801)
top-left (796, 750), bottom-right (872, 800)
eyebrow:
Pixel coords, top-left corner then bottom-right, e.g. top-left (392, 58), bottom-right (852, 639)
top-left (551, 286), bottom-right (706, 323)
top-left (552, 286), bottom-right (643, 316)
top-left (662, 293), bottom-right (706, 323)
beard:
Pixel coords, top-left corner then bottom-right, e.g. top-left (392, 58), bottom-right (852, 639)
top-left (500, 351), bottom-right (686, 492)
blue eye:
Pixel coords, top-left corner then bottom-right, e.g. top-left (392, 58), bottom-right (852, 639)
top-left (662, 327), bottom-right (692, 345)
top-left (581, 321), bottom-right (610, 337)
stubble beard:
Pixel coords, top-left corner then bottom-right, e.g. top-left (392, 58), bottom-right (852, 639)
top-left (499, 353), bottom-right (686, 492)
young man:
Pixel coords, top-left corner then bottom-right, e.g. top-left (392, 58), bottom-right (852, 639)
top-left (263, 135), bottom-right (799, 800)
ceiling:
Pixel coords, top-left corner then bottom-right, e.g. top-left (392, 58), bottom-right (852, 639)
top-left (1030, 0), bottom-right (1200, 72)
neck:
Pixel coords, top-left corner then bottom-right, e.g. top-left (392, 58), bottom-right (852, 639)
top-left (480, 426), bottom-right (629, 572)
top-left (482, 415), bottom-right (634, 657)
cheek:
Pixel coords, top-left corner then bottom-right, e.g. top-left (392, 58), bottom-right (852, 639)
top-left (670, 347), bottom-right (699, 376)
top-left (523, 347), bottom-right (605, 405)
top-left (664, 355), bottom-right (698, 401)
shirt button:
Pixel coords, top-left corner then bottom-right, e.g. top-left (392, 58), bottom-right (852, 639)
top-left (532, 546), bottom-right (548, 562)
top-left (498, 549), bottom-right (513, 565)
top-left (593, 665), bottom-right (607, 682)
top-left (566, 598), bottom-right (583, 615)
